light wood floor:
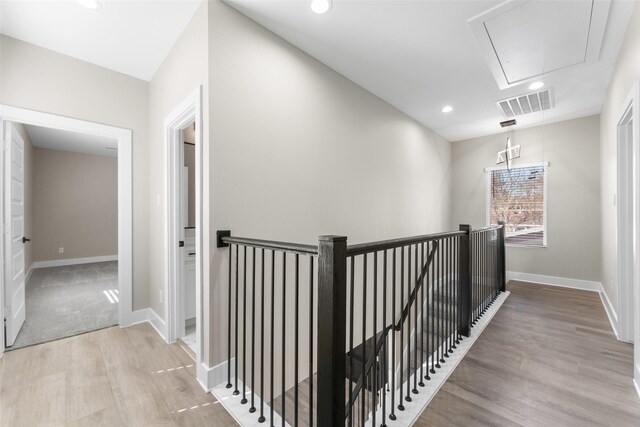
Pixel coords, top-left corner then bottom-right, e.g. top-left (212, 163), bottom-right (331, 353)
top-left (0, 323), bottom-right (237, 427)
top-left (415, 281), bottom-right (640, 426)
top-left (3, 282), bottom-right (639, 427)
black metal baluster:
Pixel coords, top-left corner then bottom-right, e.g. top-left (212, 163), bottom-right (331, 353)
top-left (282, 253), bottom-right (286, 427)
top-left (259, 249), bottom-right (266, 423)
top-left (437, 238), bottom-right (443, 367)
top-left (480, 233), bottom-right (484, 316)
top-left (390, 249), bottom-right (397, 421)
top-left (270, 251), bottom-right (275, 427)
top-left (349, 256), bottom-right (355, 427)
top-left (309, 256), bottom-right (314, 427)
top-left (294, 254), bottom-right (299, 427)
top-left (251, 247), bottom-right (257, 412)
top-left (361, 254), bottom-right (367, 426)
top-left (372, 252), bottom-right (377, 427)
top-left (477, 233), bottom-right (480, 321)
top-left (494, 230), bottom-right (497, 301)
top-left (454, 237), bottom-right (460, 346)
top-left (398, 247), bottom-right (405, 411)
top-left (227, 244), bottom-right (233, 389)
top-left (234, 245), bottom-right (240, 396)
top-left (430, 241), bottom-right (436, 375)
top-left (483, 233), bottom-right (487, 313)
top-left (439, 238), bottom-right (445, 364)
top-left (492, 231), bottom-right (496, 302)
top-left (477, 233), bottom-right (480, 320)
top-left (412, 244), bottom-right (418, 395)
top-left (419, 242), bottom-right (425, 387)
top-left (448, 237), bottom-right (453, 355)
top-left (242, 246), bottom-right (248, 405)
top-left (382, 330), bottom-right (388, 427)
top-left (483, 232), bottom-right (487, 314)
top-left (382, 249), bottom-right (388, 427)
top-left (444, 238), bottom-right (450, 358)
top-left (406, 245), bottom-right (412, 402)
top-left (425, 242), bottom-right (431, 381)
top-left (472, 234), bottom-right (477, 323)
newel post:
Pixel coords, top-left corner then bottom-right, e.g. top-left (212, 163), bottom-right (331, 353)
top-left (497, 221), bottom-right (506, 292)
top-left (459, 225), bottom-right (472, 337)
top-left (317, 235), bottom-right (347, 427)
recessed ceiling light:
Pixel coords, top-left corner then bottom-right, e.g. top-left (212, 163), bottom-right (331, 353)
top-left (442, 106), bottom-right (453, 113)
top-left (76, 0), bottom-right (102, 10)
top-left (529, 81), bottom-right (545, 90)
top-left (311, 0), bottom-right (332, 14)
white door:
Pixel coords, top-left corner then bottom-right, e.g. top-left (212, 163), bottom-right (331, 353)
top-left (3, 123), bottom-right (26, 347)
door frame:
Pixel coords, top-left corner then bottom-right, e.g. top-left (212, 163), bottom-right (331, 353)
top-left (0, 105), bottom-right (133, 357)
top-left (164, 87), bottom-right (204, 367)
top-left (617, 81), bottom-right (640, 349)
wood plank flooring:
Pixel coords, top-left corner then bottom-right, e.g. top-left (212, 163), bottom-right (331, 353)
top-left (415, 281), bottom-right (640, 426)
top-left (2, 281), bottom-right (638, 426)
top-left (0, 323), bottom-right (237, 427)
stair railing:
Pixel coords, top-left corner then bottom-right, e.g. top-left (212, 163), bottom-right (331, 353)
top-left (216, 222), bottom-right (505, 427)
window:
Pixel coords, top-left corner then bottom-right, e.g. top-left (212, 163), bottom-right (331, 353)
top-left (487, 164), bottom-right (546, 246)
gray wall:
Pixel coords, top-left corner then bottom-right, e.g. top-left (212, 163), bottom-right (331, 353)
top-left (32, 148), bottom-right (117, 262)
top-left (0, 35), bottom-right (150, 309)
top-left (208, 0), bottom-right (452, 370)
top-left (600, 2), bottom-right (640, 311)
top-left (452, 115), bottom-right (601, 282)
top-left (147, 0), bottom-right (209, 334)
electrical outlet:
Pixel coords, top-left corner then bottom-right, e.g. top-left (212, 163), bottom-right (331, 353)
top-left (58, 247), bottom-right (64, 254)
top-left (159, 290), bottom-right (163, 304)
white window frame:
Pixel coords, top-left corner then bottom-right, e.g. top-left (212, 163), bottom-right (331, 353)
top-left (484, 161), bottom-right (549, 248)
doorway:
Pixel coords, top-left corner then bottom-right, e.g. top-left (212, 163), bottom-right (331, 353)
top-left (4, 122), bottom-right (119, 350)
top-left (0, 105), bottom-right (133, 357)
top-left (165, 88), bottom-right (204, 368)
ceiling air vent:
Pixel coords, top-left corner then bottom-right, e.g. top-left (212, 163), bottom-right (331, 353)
top-left (497, 88), bottom-right (555, 118)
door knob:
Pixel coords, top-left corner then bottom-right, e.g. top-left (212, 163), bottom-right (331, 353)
top-left (22, 237), bottom-right (31, 243)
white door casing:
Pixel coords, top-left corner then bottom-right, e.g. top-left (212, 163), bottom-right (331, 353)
top-left (0, 104), bottom-right (133, 358)
top-left (615, 82), bottom-right (640, 390)
top-left (3, 122), bottom-right (26, 347)
top-left (165, 87), bottom-right (204, 377)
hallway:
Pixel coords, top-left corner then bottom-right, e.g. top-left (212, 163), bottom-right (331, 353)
top-left (416, 281), bottom-right (640, 426)
top-left (1, 281), bottom-right (638, 426)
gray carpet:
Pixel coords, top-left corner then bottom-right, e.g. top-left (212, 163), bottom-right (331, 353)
top-left (9, 261), bottom-right (118, 350)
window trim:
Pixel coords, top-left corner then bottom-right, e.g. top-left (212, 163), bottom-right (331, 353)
top-left (485, 161), bottom-right (549, 248)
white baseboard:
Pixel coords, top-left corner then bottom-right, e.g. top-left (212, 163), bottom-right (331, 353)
top-left (507, 271), bottom-right (601, 292)
top-left (148, 308), bottom-right (169, 343)
top-left (598, 285), bottom-right (620, 340)
top-left (120, 308), bottom-right (152, 327)
top-left (31, 255), bottom-right (118, 269)
top-left (211, 377), bottom-right (289, 427)
top-left (197, 358), bottom-right (235, 392)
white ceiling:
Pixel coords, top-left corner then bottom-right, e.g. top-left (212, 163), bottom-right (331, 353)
top-left (0, 0), bottom-right (201, 81)
top-left (23, 124), bottom-right (118, 157)
top-left (225, 0), bottom-right (635, 141)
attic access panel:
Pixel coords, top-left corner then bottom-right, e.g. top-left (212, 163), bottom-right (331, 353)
top-left (469, 0), bottom-right (611, 89)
